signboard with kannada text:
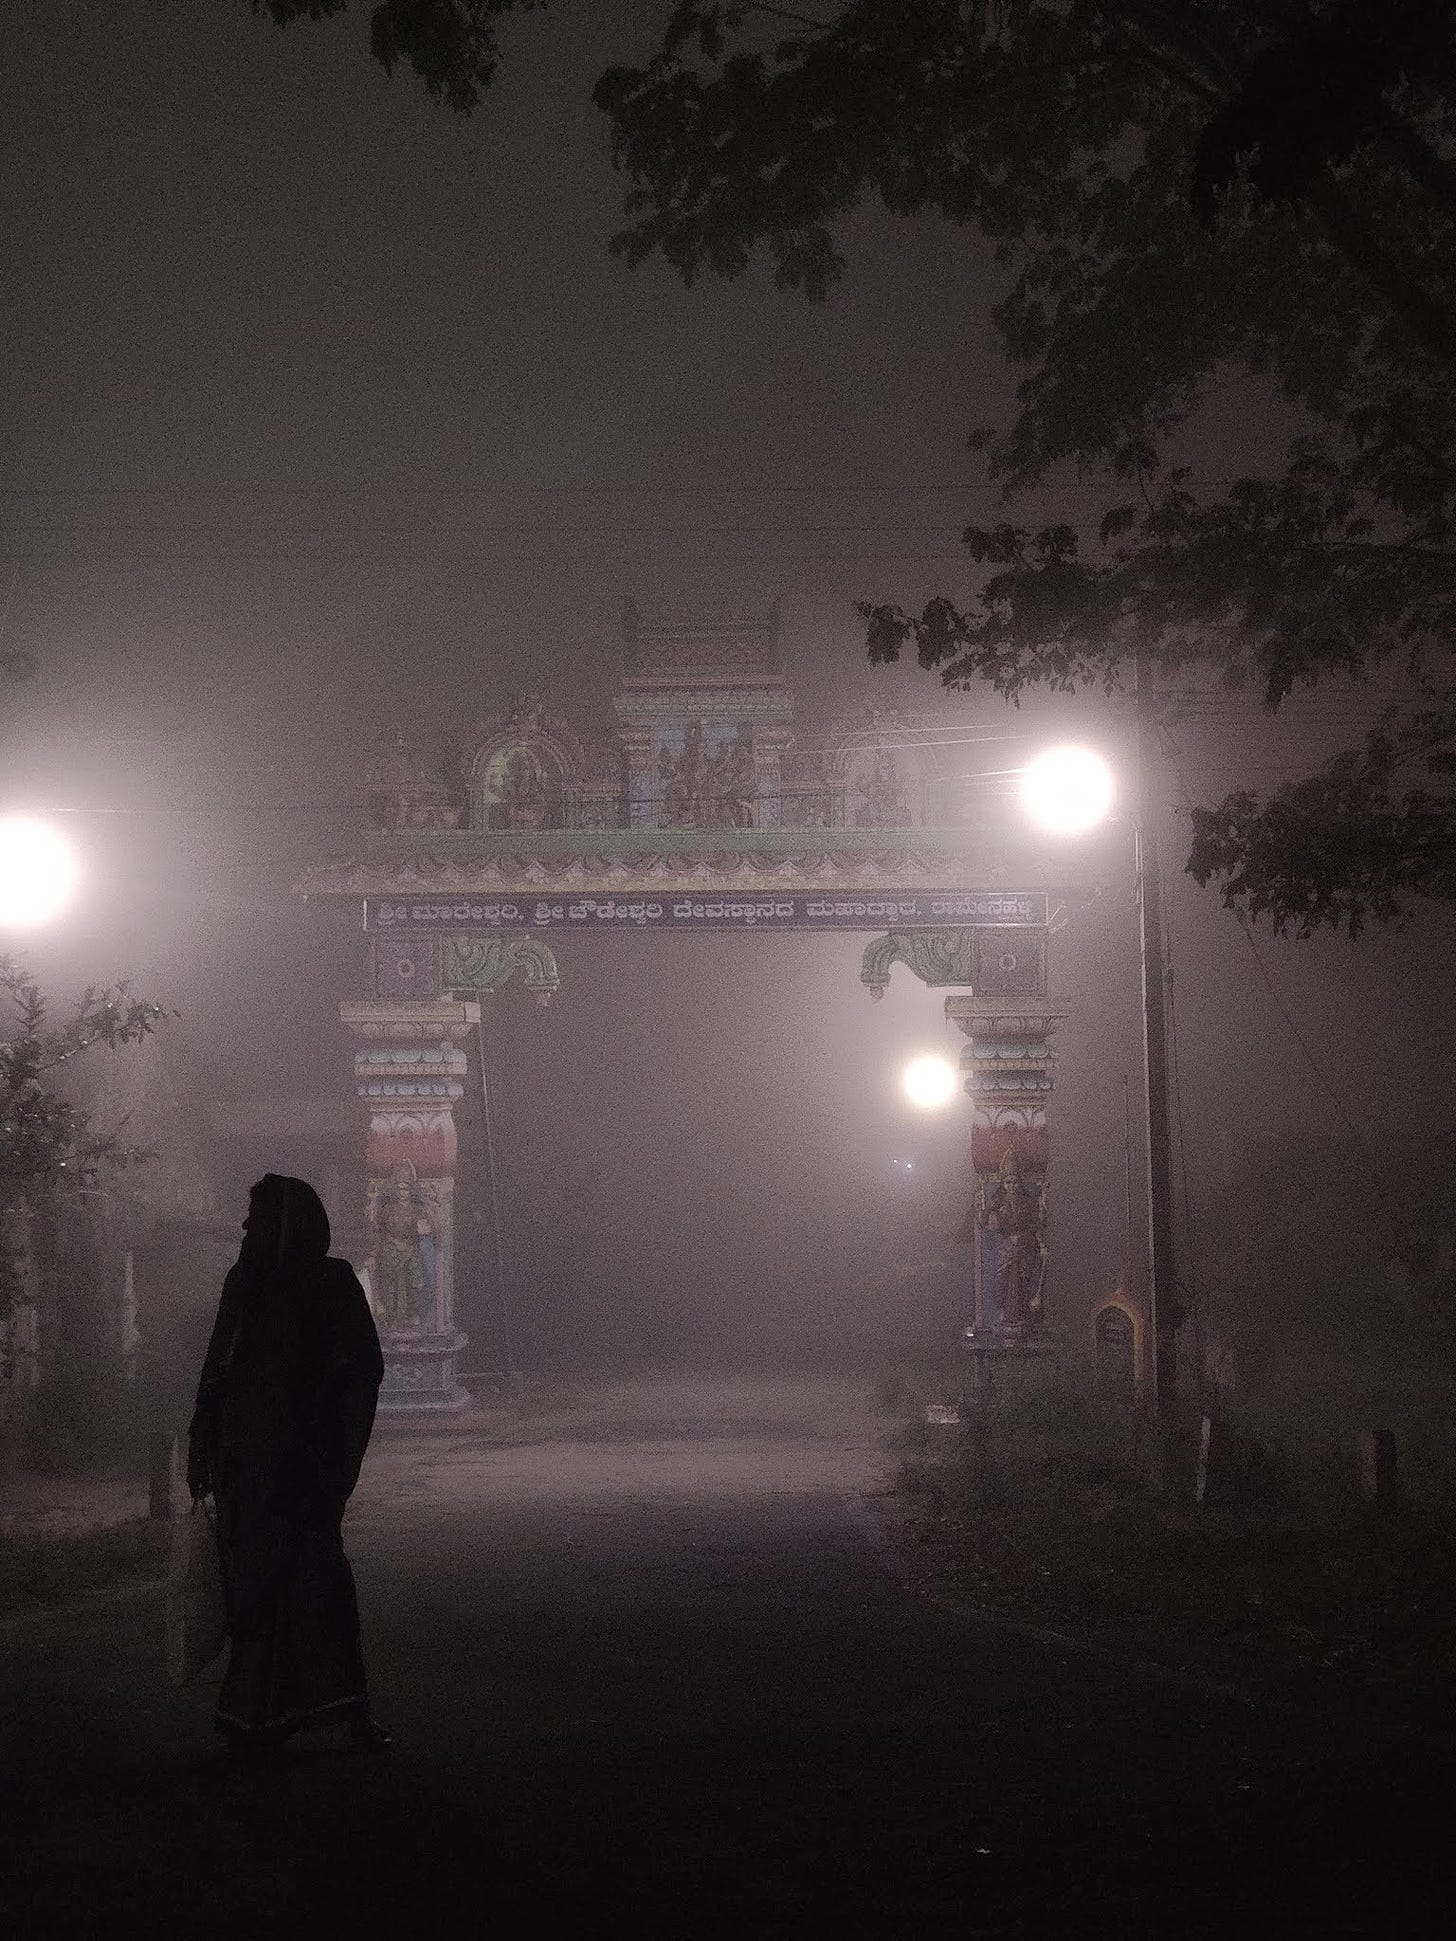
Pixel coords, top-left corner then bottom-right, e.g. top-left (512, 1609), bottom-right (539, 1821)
top-left (365, 891), bottom-right (1048, 932)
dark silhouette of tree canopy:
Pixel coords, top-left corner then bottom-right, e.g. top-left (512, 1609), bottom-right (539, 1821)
top-left (251, 0), bottom-right (543, 114)
top-left (253, 0), bottom-right (1456, 937)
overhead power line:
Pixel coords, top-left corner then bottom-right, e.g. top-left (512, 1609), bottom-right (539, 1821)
top-left (0, 474), bottom-right (1255, 501)
top-left (0, 519), bottom-right (1070, 538)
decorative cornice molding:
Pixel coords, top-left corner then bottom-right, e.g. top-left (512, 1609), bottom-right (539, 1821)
top-left (356, 1080), bottom-right (466, 1100)
top-left (944, 999), bottom-right (1068, 1040)
top-left (298, 843), bottom-right (1071, 899)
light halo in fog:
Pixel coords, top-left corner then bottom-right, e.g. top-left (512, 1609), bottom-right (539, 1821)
top-left (0, 817), bottom-right (78, 928)
top-left (1019, 744), bottom-right (1115, 836)
top-left (901, 1053), bottom-right (957, 1110)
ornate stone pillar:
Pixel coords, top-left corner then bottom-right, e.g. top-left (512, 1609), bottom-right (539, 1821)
top-left (945, 1000), bottom-right (1066, 1339)
top-left (860, 924), bottom-right (1062, 1346)
top-left (342, 999), bottom-right (477, 1414)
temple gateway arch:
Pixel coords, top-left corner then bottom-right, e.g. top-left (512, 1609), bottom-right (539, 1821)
top-left (297, 612), bottom-right (1096, 1414)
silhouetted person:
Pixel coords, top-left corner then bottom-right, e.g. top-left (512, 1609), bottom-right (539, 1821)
top-left (187, 1174), bottom-right (387, 1751)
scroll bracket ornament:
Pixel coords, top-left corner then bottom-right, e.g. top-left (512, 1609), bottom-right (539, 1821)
top-left (860, 928), bottom-right (977, 998)
top-left (442, 932), bottom-right (561, 1006)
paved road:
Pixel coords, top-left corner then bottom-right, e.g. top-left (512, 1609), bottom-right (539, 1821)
top-left (4, 1377), bottom-right (1451, 1936)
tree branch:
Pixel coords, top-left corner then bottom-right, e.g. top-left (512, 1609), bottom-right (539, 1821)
top-left (1303, 163), bottom-right (1456, 366)
top-left (1373, 103), bottom-right (1456, 226)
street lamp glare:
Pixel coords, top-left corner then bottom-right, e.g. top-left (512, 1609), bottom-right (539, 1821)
top-left (0, 817), bottom-right (79, 928)
top-left (902, 1053), bottom-right (957, 1110)
top-left (1020, 744), bottom-right (1115, 836)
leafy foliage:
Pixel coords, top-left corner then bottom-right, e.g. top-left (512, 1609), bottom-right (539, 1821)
top-left (0, 960), bottom-right (170, 1321)
top-left (591, 1), bottom-right (1456, 934)
top-left (251, 0), bottom-right (543, 113)
top-left (254, 0), bottom-right (1456, 933)
top-left (1185, 705), bottom-right (1456, 935)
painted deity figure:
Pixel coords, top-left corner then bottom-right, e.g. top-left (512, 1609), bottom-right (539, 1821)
top-left (853, 750), bottom-right (909, 828)
top-left (660, 719), bottom-right (712, 826)
top-left (983, 1145), bottom-right (1046, 1334)
top-left (656, 742), bottom-right (680, 823)
top-left (709, 726), bottom-right (756, 827)
top-left (487, 746), bottom-right (550, 830)
top-left (503, 748), bottom-right (549, 828)
top-left (372, 1167), bottom-right (439, 1331)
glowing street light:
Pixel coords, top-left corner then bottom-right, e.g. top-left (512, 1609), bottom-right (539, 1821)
top-left (1018, 743), bottom-right (1115, 836)
top-left (0, 817), bottom-right (79, 928)
top-left (902, 1053), bottom-right (957, 1110)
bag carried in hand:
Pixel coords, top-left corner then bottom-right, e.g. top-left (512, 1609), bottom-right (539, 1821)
top-left (164, 1501), bottom-right (228, 1686)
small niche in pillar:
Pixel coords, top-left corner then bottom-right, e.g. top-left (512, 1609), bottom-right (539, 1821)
top-left (1092, 1292), bottom-right (1146, 1404)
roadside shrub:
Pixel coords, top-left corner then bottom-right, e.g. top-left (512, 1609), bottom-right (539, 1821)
top-left (948, 1370), bottom-right (1155, 1518)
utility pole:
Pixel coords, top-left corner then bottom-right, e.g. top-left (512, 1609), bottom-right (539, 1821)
top-left (1134, 646), bottom-right (1180, 1417)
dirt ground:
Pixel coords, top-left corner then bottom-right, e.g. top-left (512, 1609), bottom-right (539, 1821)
top-left (3, 1375), bottom-right (1453, 1937)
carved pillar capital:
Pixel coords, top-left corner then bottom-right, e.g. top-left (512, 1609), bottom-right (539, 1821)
top-left (945, 999), bottom-right (1064, 1091)
top-left (343, 998), bottom-right (480, 1045)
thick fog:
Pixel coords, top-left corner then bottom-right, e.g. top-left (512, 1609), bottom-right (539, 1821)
top-left (5, 3), bottom-right (1456, 1401)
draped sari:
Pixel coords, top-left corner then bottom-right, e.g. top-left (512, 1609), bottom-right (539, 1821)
top-left (188, 1175), bottom-right (384, 1743)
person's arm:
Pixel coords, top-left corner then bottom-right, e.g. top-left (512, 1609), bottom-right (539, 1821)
top-left (186, 1269), bottom-right (243, 1500)
top-left (334, 1270), bottom-right (384, 1501)
top-left (310, 1264), bottom-right (385, 1510)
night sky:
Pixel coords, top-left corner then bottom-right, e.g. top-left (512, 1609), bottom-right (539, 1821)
top-left (5, 3), bottom-right (1454, 1372)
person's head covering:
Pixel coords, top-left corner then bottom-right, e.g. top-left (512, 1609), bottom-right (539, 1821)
top-left (240, 1174), bottom-right (331, 1272)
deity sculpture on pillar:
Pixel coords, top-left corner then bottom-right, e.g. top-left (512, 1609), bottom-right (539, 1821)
top-left (946, 998), bottom-right (1064, 1344)
top-left (978, 1142), bottom-right (1048, 1335)
top-left (369, 1163), bottom-right (440, 1332)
